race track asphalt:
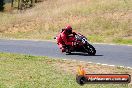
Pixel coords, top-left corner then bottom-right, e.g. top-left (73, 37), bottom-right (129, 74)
top-left (0, 39), bottom-right (132, 67)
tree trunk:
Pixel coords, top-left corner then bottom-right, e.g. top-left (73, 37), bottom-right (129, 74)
top-left (11, 0), bottom-right (14, 7)
top-left (31, 0), bottom-right (35, 7)
top-left (18, 0), bottom-right (20, 9)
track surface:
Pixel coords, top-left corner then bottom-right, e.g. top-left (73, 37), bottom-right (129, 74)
top-left (0, 40), bottom-right (132, 67)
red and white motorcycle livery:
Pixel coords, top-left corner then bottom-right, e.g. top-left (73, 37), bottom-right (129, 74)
top-left (55, 34), bottom-right (96, 55)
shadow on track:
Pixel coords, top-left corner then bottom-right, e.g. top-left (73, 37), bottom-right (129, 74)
top-left (66, 52), bottom-right (103, 56)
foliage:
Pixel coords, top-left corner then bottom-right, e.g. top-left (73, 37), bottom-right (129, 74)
top-left (0, 0), bottom-right (5, 11)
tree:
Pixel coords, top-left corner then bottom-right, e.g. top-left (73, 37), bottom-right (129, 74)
top-left (0, 0), bottom-right (5, 11)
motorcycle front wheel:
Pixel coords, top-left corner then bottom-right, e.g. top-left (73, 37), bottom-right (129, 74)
top-left (84, 44), bottom-right (96, 55)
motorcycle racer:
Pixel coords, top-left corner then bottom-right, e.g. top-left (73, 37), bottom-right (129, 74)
top-left (56, 25), bottom-right (77, 52)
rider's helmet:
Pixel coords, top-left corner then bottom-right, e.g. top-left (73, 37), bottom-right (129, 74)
top-left (65, 25), bottom-right (72, 34)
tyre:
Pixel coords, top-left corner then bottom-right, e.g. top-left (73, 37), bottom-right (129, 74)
top-left (65, 45), bottom-right (72, 54)
top-left (66, 51), bottom-right (71, 54)
top-left (65, 49), bottom-right (71, 54)
top-left (85, 44), bottom-right (96, 55)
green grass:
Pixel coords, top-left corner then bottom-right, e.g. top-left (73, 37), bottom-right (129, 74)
top-left (87, 35), bottom-right (105, 43)
top-left (0, 52), bottom-right (132, 88)
top-left (113, 38), bottom-right (132, 44)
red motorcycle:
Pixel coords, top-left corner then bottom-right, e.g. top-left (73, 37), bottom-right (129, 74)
top-left (55, 33), bottom-right (96, 55)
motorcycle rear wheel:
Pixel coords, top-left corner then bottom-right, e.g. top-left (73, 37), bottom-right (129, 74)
top-left (65, 48), bottom-right (72, 54)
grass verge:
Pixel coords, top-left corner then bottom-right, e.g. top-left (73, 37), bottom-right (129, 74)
top-left (0, 52), bottom-right (132, 88)
top-left (113, 38), bottom-right (132, 44)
